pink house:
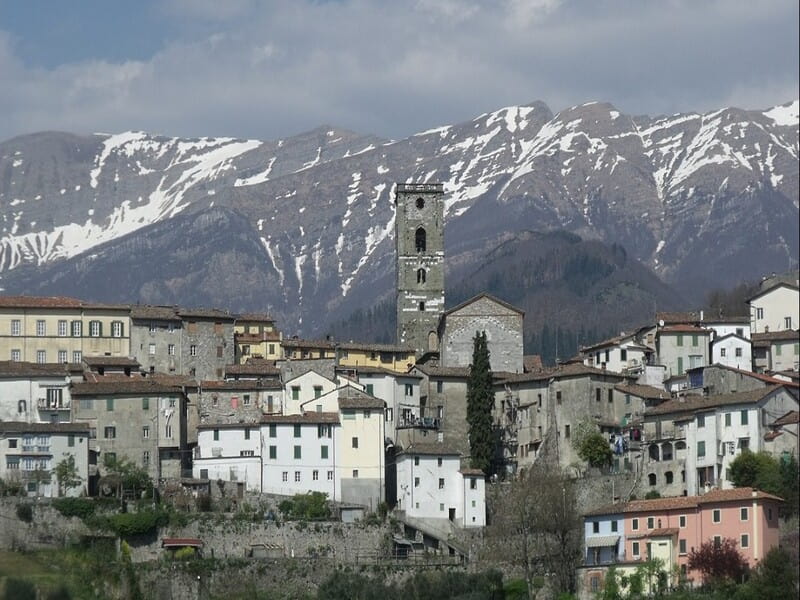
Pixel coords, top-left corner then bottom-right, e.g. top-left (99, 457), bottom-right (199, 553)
top-left (583, 487), bottom-right (782, 589)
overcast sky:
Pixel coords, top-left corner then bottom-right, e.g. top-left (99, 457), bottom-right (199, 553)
top-left (1, 0), bottom-right (797, 143)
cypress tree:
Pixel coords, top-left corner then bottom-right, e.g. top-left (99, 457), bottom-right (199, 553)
top-left (467, 330), bottom-right (494, 475)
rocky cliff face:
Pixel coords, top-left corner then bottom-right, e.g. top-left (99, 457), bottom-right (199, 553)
top-left (0, 99), bottom-right (797, 335)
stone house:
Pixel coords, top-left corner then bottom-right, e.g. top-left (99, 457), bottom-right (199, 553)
top-left (178, 308), bottom-right (236, 381)
top-left (439, 293), bottom-right (524, 374)
top-left (0, 421), bottom-right (90, 498)
top-left (198, 379), bottom-right (283, 425)
top-left (410, 365), bottom-right (470, 460)
top-left (71, 378), bottom-right (190, 483)
top-left (130, 305), bottom-right (184, 375)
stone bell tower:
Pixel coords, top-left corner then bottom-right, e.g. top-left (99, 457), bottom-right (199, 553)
top-left (395, 183), bottom-right (445, 357)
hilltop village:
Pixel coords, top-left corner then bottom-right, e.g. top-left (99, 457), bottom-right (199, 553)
top-left (0, 183), bottom-right (798, 597)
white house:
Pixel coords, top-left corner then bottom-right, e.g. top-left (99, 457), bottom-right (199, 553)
top-left (283, 370), bottom-right (339, 415)
top-left (194, 423), bottom-right (263, 492)
top-left (752, 330), bottom-right (800, 373)
top-left (711, 334), bottom-right (752, 371)
top-left (395, 442), bottom-right (485, 528)
top-left (351, 366), bottom-right (424, 445)
top-left (656, 325), bottom-right (711, 379)
top-left (581, 333), bottom-right (653, 376)
top-left (0, 361), bottom-right (80, 423)
top-left (0, 422), bottom-right (90, 497)
top-left (748, 280), bottom-right (799, 334)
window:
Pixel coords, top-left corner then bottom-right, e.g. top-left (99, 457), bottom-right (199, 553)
top-left (269, 424), bottom-right (277, 438)
top-left (679, 515), bottom-right (686, 528)
top-left (385, 408), bottom-right (393, 422)
top-left (679, 539), bottom-right (687, 555)
top-left (692, 334), bottom-right (698, 346)
top-left (740, 534), bottom-right (749, 548)
top-left (294, 424), bottom-right (302, 438)
top-left (698, 414), bottom-right (705, 428)
top-left (352, 470), bottom-right (359, 478)
top-left (36, 350), bottom-right (46, 364)
top-left (608, 389), bottom-right (613, 403)
top-left (327, 470), bottom-right (334, 481)
top-left (294, 446), bottom-right (301, 459)
top-left (37, 320), bottom-right (46, 336)
top-left (647, 517), bottom-right (654, 529)
top-left (725, 413), bottom-right (731, 427)
top-left (149, 343), bottom-right (156, 355)
top-left (632, 518), bottom-right (639, 531)
top-left (593, 521), bottom-right (600, 534)
top-left (313, 470), bottom-right (319, 481)
top-left (714, 536), bottom-right (721, 548)
top-left (735, 347), bottom-right (742, 357)
top-left (11, 319), bottom-right (21, 336)
top-left (415, 196), bottom-right (425, 209)
top-left (437, 457), bottom-right (443, 467)
top-left (414, 477), bottom-right (420, 487)
top-left (768, 508), bottom-right (773, 521)
top-left (282, 472), bottom-right (288, 482)
top-left (168, 344), bottom-right (175, 355)
top-left (106, 398), bottom-right (114, 411)
top-left (741, 410), bottom-right (748, 425)
top-left (437, 477), bottom-right (444, 489)
top-left (405, 383), bottom-right (413, 396)
top-left (775, 343), bottom-right (782, 356)
top-left (785, 317), bottom-right (792, 329)
top-left (18, 399), bottom-right (26, 414)
top-left (756, 307), bottom-right (764, 319)
top-left (165, 425), bottom-right (173, 439)
top-left (269, 446), bottom-right (277, 459)
top-left (596, 388), bottom-right (601, 402)
top-left (720, 347), bottom-right (727, 357)
top-left (190, 345), bottom-right (197, 356)
top-left (68, 435), bottom-right (74, 447)
top-left (610, 520), bottom-right (618, 532)
top-left (313, 385), bottom-right (322, 399)
top-left (318, 424), bottom-right (331, 438)
top-left (10, 349), bottom-right (20, 362)
top-left (143, 426), bottom-right (150, 439)
top-left (104, 426), bottom-right (116, 439)
top-left (291, 386), bottom-right (300, 401)
top-left (632, 541), bottom-right (640, 557)
top-left (89, 321), bottom-right (101, 337)
top-left (414, 456), bottom-right (419, 466)
top-left (564, 424), bottom-right (570, 439)
top-left (697, 441), bottom-right (706, 457)
top-left (58, 350), bottom-right (67, 363)
top-left (213, 429), bottom-right (219, 441)
top-left (240, 450), bottom-right (254, 457)
top-left (57, 320), bottom-right (68, 336)
top-left (364, 383), bottom-right (374, 396)
top-left (244, 428), bottom-right (251, 440)
top-left (418, 301), bottom-right (425, 311)
top-left (556, 391), bottom-right (562, 403)
top-left (70, 321), bottom-right (81, 337)
top-left (416, 268), bottom-right (426, 283)
top-left (677, 334), bottom-right (683, 346)
top-left (470, 478), bottom-right (477, 490)
top-left (352, 437), bottom-right (359, 449)
top-left (620, 348), bottom-right (627, 361)
top-left (111, 321), bottom-right (123, 337)
top-left (740, 507), bottom-right (749, 521)
top-left (142, 451), bottom-right (150, 466)
top-left (321, 445), bottom-right (329, 459)
top-left (72, 350), bottom-right (82, 363)
top-left (243, 394), bottom-right (251, 406)
top-left (712, 509), bottom-right (721, 523)
top-left (415, 227), bottom-right (426, 252)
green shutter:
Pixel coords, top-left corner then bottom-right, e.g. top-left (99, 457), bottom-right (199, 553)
top-left (677, 357), bottom-right (684, 375)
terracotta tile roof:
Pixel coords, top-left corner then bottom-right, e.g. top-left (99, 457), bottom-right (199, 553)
top-left (343, 365), bottom-right (422, 378)
top-left (398, 442), bottom-right (462, 456)
top-left (71, 378), bottom-right (184, 396)
top-left (704, 364), bottom-right (797, 387)
top-left (234, 331), bottom-right (281, 343)
top-left (459, 468), bottom-right (485, 476)
top-left (130, 305), bottom-right (180, 320)
top-left (412, 365), bottom-right (471, 378)
top-left (773, 410), bottom-right (800, 426)
top-left (261, 413), bottom-right (339, 424)
top-left (581, 332), bottom-right (636, 352)
top-left (615, 384), bottom-right (670, 401)
top-left (0, 295), bottom-right (84, 308)
top-left (162, 538), bottom-right (203, 548)
top-left (236, 313), bottom-right (275, 322)
top-left (646, 386), bottom-right (785, 416)
top-left (0, 421), bottom-right (90, 434)
top-left (83, 356), bottom-right (141, 367)
top-left (0, 361), bottom-right (83, 377)
top-left (177, 308), bottom-right (235, 320)
top-left (752, 330), bottom-right (800, 343)
top-left (338, 389), bottom-right (385, 410)
top-left (585, 487), bottom-right (783, 516)
top-left (225, 362), bottom-right (280, 377)
top-left (524, 355), bottom-right (544, 373)
top-left (201, 380), bottom-right (281, 391)
top-left (659, 324), bottom-right (711, 333)
top-left (499, 362), bottom-right (628, 384)
top-left (443, 293), bottom-right (524, 317)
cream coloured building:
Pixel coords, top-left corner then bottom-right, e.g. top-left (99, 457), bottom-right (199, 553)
top-left (0, 296), bottom-right (131, 364)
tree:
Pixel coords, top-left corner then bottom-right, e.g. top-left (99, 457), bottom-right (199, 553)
top-left (467, 330), bottom-right (495, 475)
top-left (576, 432), bottom-right (613, 468)
top-left (487, 461), bottom-right (582, 599)
top-left (728, 450), bottom-right (791, 502)
top-left (688, 538), bottom-right (748, 586)
top-left (740, 546), bottom-right (799, 600)
top-left (52, 454), bottom-right (83, 497)
top-left (104, 457), bottom-right (152, 499)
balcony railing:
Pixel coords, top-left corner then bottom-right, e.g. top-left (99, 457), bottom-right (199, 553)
top-left (21, 445), bottom-right (51, 454)
top-left (396, 416), bottom-right (440, 430)
top-left (38, 398), bottom-right (70, 410)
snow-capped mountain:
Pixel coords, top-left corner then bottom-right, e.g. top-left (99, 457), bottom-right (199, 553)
top-left (0, 99), bottom-right (797, 335)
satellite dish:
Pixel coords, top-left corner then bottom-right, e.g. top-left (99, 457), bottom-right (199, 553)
top-left (658, 320), bottom-right (665, 327)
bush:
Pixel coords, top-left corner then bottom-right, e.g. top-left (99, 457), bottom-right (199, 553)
top-left (98, 509), bottom-right (169, 537)
top-left (16, 503), bottom-right (33, 523)
top-left (645, 490), bottom-right (661, 499)
top-left (4, 578), bottom-right (36, 600)
top-left (577, 432), bottom-right (613, 467)
top-left (279, 492), bottom-right (330, 520)
top-left (53, 497), bottom-right (96, 520)
top-left (173, 546), bottom-right (196, 560)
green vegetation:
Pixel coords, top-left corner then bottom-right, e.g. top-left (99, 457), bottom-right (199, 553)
top-left (52, 455), bottom-right (83, 497)
top-left (728, 451), bottom-right (799, 513)
top-left (467, 330), bottom-right (495, 476)
top-left (316, 569), bottom-right (504, 600)
top-left (576, 432), bottom-right (613, 468)
top-left (15, 503), bottom-right (33, 523)
top-left (52, 497), bottom-right (96, 520)
top-left (688, 538), bottom-right (749, 587)
top-left (278, 492), bottom-right (331, 520)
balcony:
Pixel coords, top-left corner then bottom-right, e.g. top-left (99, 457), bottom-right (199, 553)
top-left (396, 416), bottom-right (440, 430)
top-left (20, 445), bottom-right (51, 455)
top-left (38, 398), bottom-right (71, 411)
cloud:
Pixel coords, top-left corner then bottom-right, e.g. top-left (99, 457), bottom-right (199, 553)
top-left (0, 0), bottom-right (797, 143)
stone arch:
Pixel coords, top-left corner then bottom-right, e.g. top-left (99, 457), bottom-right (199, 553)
top-left (648, 443), bottom-right (660, 462)
top-left (661, 441), bottom-right (673, 461)
top-left (415, 227), bottom-right (426, 252)
top-left (416, 197), bottom-right (425, 209)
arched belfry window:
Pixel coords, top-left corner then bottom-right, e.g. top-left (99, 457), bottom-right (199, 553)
top-left (415, 227), bottom-right (426, 252)
top-left (417, 268), bottom-right (426, 284)
top-left (416, 197), bottom-right (425, 209)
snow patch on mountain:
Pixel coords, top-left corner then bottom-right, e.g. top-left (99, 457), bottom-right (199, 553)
top-left (764, 100), bottom-right (799, 127)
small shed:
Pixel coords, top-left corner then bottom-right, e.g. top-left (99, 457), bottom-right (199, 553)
top-left (162, 537), bottom-right (204, 557)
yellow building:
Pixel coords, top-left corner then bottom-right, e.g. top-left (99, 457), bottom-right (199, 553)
top-left (281, 338), bottom-right (415, 373)
top-left (234, 313), bottom-right (282, 364)
top-left (0, 296), bottom-right (131, 364)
